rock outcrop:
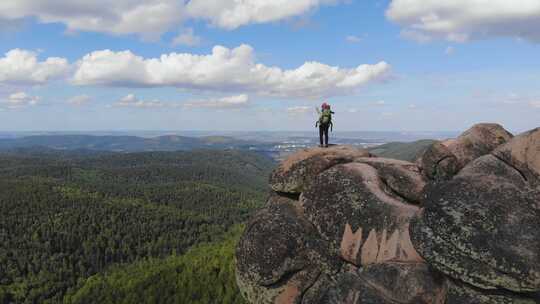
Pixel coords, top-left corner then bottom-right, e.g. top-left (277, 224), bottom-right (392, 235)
top-left (236, 123), bottom-right (540, 304)
top-left (416, 142), bottom-right (459, 181)
top-left (270, 145), bottom-right (371, 194)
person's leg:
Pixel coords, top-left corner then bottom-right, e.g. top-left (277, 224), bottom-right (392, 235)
top-left (324, 125), bottom-right (329, 147)
top-left (319, 125), bottom-right (324, 147)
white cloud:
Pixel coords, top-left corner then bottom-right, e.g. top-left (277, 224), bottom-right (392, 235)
top-left (487, 93), bottom-right (540, 108)
top-left (400, 29), bottom-right (433, 43)
top-left (287, 106), bottom-right (313, 114)
top-left (0, 49), bottom-right (70, 85)
top-left (113, 94), bottom-right (166, 108)
top-left (0, 0), bottom-right (347, 37)
top-left (3, 91), bottom-right (40, 109)
top-left (112, 93), bottom-right (249, 110)
top-left (386, 0), bottom-right (540, 42)
top-left (186, 0), bottom-right (341, 30)
top-left (184, 94), bottom-right (249, 109)
top-left (501, 92), bottom-right (523, 105)
top-left (0, 0), bottom-right (185, 40)
top-left (172, 28), bottom-right (202, 47)
top-left (72, 44), bottom-right (391, 98)
top-left (68, 94), bottom-right (91, 106)
top-left (346, 35), bottom-right (362, 43)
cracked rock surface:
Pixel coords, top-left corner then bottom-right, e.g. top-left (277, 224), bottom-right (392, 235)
top-left (236, 124), bottom-right (540, 304)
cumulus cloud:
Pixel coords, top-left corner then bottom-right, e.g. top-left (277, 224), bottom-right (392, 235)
top-left (346, 35), bottom-right (362, 43)
top-left (0, 0), bottom-right (185, 39)
top-left (186, 0), bottom-right (341, 30)
top-left (172, 28), bottom-right (202, 47)
top-left (72, 44), bottom-right (391, 98)
top-left (113, 94), bottom-right (166, 108)
top-left (386, 0), bottom-right (540, 42)
top-left (67, 94), bottom-right (91, 106)
top-left (0, 49), bottom-right (70, 85)
top-left (399, 29), bottom-right (432, 43)
top-left (2, 91), bottom-right (40, 109)
top-left (0, 0), bottom-right (345, 37)
top-left (287, 106), bottom-right (313, 114)
top-left (184, 94), bottom-right (249, 109)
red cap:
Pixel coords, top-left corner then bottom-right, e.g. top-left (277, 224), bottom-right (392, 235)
top-left (321, 102), bottom-right (329, 109)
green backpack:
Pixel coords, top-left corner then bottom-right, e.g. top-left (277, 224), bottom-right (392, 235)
top-left (320, 109), bottom-right (332, 125)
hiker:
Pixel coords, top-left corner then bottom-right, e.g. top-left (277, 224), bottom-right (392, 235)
top-left (316, 102), bottom-right (334, 148)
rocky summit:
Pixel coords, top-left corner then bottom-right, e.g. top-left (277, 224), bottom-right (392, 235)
top-left (236, 123), bottom-right (540, 304)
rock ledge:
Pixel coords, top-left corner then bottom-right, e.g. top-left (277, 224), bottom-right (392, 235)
top-left (236, 124), bottom-right (540, 304)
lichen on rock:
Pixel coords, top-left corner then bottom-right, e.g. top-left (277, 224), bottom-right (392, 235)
top-left (269, 145), bottom-right (371, 194)
top-left (236, 124), bottom-right (540, 304)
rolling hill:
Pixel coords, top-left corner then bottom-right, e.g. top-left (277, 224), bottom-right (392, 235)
top-left (0, 135), bottom-right (257, 153)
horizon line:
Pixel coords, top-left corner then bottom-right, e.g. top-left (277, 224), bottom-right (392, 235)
top-left (0, 129), bottom-right (462, 133)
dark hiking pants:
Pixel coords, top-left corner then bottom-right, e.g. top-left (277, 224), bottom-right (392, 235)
top-left (319, 123), bottom-right (329, 146)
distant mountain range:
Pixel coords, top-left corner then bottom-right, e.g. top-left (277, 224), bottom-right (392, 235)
top-left (0, 133), bottom-right (449, 162)
top-left (0, 135), bottom-right (260, 152)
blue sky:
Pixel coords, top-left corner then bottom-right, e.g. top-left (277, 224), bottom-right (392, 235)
top-left (0, 0), bottom-right (539, 132)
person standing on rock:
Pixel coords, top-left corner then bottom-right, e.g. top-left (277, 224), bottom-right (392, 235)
top-left (316, 102), bottom-right (334, 148)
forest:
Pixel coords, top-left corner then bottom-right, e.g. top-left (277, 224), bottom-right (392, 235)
top-left (0, 149), bottom-right (274, 303)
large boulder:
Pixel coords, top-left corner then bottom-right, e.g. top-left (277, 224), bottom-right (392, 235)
top-left (416, 142), bottom-right (460, 181)
top-left (493, 127), bottom-right (540, 183)
top-left (236, 195), bottom-right (330, 303)
top-left (354, 157), bottom-right (427, 203)
top-left (239, 151), bottom-right (440, 303)
top-left (300, 162), bottom-right (423, 266)
top-left (411, 154), bottom-right (540, 292)
top-left (443, 123), bottom-right (513, 168)
top-left (416, 123), bottom-right (513, 181)
top-left (269, 146), bottom-right (370, 194)
top-left (325, 263), bottom-right (447, 304)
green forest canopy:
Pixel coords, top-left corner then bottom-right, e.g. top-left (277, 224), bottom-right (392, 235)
top-left (64, 225), bottom-right (247, 304)
top-left (0, 149), bottom-right (274, 303)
